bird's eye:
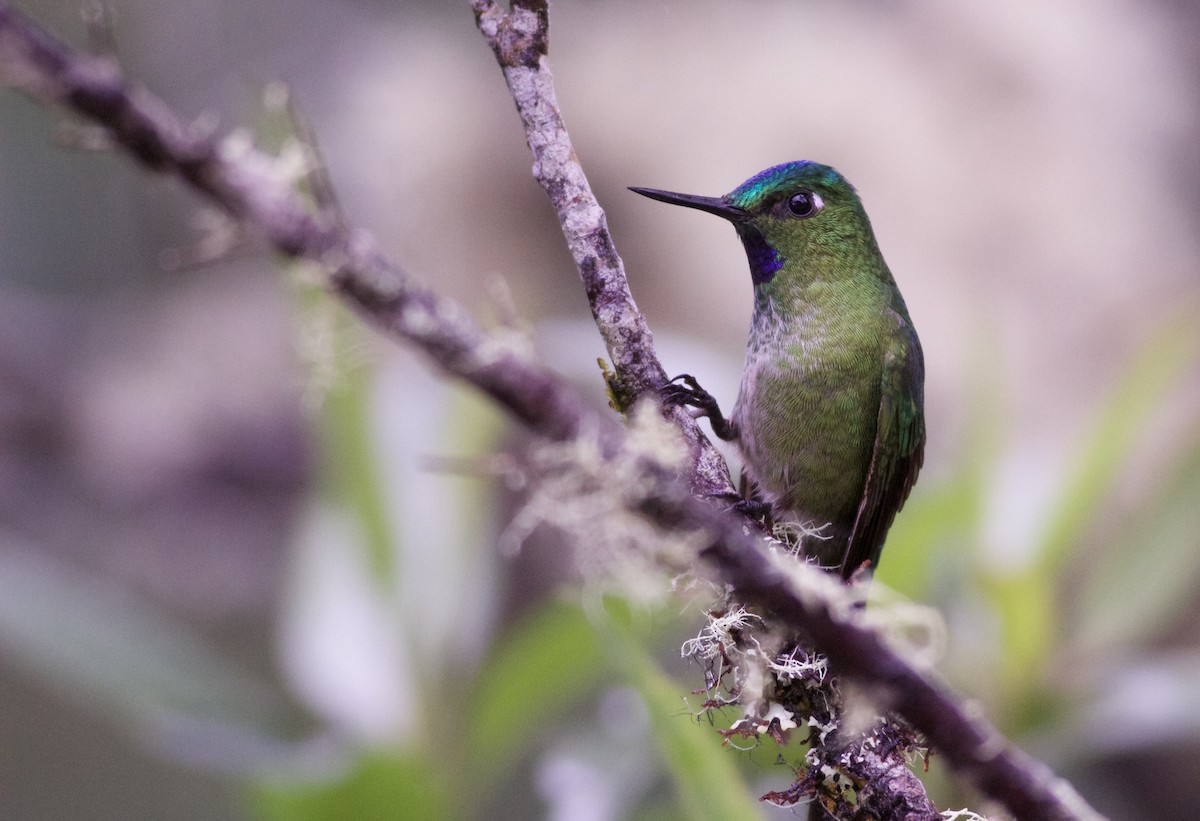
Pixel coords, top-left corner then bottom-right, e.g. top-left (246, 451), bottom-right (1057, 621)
top-left (787, 190), bottom-right (823, 218)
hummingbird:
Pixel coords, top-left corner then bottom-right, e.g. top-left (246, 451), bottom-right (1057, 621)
top-left (631, 161), bottom-right (924, 580)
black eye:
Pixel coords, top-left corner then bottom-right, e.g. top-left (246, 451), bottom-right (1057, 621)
top-left (788, 190), bottom-right (823, 218)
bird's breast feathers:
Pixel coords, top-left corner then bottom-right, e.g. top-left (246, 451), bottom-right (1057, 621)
top-left (732, 304), bottom-right (901, 517)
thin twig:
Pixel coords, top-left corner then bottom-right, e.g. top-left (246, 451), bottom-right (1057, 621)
top-left (0, 4), bottom-right (1103, 819)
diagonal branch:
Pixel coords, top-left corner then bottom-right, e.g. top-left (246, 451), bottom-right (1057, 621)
top-left (0, 4), bottom-right (1102, 820)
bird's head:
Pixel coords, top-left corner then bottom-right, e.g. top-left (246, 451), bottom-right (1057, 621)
top-left (631, 161), bottom-right (874, 286)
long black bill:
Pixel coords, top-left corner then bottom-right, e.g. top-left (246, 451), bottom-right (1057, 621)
top-left (628, 187), bottom-right (748, 222)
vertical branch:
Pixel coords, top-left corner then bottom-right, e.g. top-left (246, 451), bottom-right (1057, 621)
top-left (471, 0), bottom-right (652, 400)
top-left (470, 0), bottom-right (736, 499)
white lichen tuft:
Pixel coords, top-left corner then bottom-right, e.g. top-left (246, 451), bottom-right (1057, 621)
top-left (769, 645), bottom-right (828, 685)
top-left (764, 542), bottom-right (863, 619)
top-left (499, 398), bottom-right (698, 602)
top-left (941, 810), bottom-right (990, 821)
top-left (622, 399), bottom-right (690, 476)
top-left (218, 127), bottom-right (312, 188)
top-left (771, 518), bottom-right (834, 557)
top-left (680, 606), bottom-right (762, 662)
top-left (673, 532), bottom-right (968, 816)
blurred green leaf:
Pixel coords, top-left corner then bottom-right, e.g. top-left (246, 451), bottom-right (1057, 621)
top-left (605, 604), bottom-right (764, 821)
top-left (464, 600), bottom-right (607, 791)
top-left (985, 570), bottom-right (1056, 703)
top-left (879, 480), bottom-right (977, 600)
top-left (1037, 314), bottom-right (1200, 572)
top-left (319, 319), bottom-right (396, 583)
top-left (986, 313), bottom-right (1200, 699)
top-left (251, 750), bottom-right (450, 821)
top-left (269, 103), bottom-right (395, 583)
top-left (283, 234), bottom-right (397, 584)
top-left (1070, 436), bottom-right (1200, 656)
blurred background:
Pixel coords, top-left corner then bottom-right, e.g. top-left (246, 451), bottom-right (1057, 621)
top-left (2, 0), bottom-right (1199, 818)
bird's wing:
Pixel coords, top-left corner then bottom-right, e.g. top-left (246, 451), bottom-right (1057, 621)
top-left (841, 313), bottom-right (925, 580)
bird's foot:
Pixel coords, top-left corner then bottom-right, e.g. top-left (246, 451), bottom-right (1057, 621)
top-left (659, 373), bottom-right (716, 412)
top-left (659, 374), bottom-right (736, 440)
top-left (704, 491), bottom-right (773, 525)
top-left (732, 497), bottom-right (773, 522)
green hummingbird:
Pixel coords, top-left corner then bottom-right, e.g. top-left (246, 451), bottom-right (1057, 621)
top-left (631, 161), bottom-right (925, 580)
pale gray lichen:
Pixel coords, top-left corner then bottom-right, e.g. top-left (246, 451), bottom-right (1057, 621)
top-left (680, 547), bottom-right (951, 816)
top-left (501, 399), bottom-right (701, 602)
top-left (679, 606), bottom-right (762, 663)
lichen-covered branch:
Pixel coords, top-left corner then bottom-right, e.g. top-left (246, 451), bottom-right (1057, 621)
top-left (0, 3), bottom-right (593, 445)
top-left (470, 0), bottom-right (735, 501)
top-left (0, 4), bottom-right (1102, 819)
top-left (470, 0), bottom-right (653, 398)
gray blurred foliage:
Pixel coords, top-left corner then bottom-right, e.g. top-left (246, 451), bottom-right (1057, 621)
top-left (2, 1), bottom-right (1200, 819)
